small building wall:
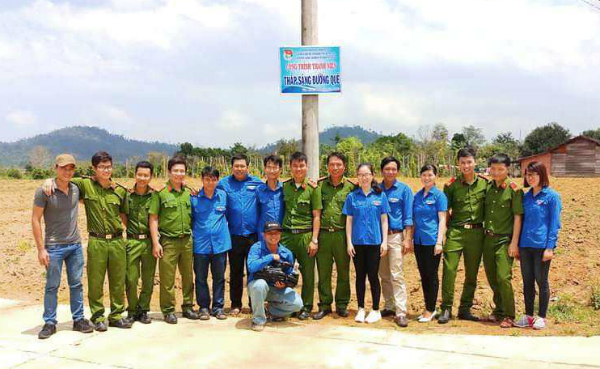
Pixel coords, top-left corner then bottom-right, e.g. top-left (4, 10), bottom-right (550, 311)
top-left (563, 139), bottom-right (599, 177)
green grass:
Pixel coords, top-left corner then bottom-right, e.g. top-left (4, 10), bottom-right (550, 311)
top-left (590, 283), bottom-right (600, 311)
top-left (17, 239), bottom-right (31, 253)
top-left (548, 294), bottom-right (599, 324)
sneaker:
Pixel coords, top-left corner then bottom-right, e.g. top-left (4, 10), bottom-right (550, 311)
top-left (365, 310), bottom-right (382, 324)
top-left (73, 318), bottom-right (94, 333)
top-left (354, 308), bottom-right (366, 323)
top-left (38, 323), bottom-right (56, 339)
top-left (251, 322), bottom-right (265, 332)
top-left (533, 317), bottom-right (546, 330)
top-left (514, 315), bottom-right (534, 328)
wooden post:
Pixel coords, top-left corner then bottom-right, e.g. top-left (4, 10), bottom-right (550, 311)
top-left (302, 0), bottom-right (319, 180)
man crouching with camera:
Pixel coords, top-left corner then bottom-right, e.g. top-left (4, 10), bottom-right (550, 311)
top-left (247, 221), bottom-right (303, 331)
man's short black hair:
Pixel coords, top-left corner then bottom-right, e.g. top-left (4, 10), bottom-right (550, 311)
top-left (263, 154), bottom-right (283, 168)
top-left (135, 160), bottom-right (154, 175)
top-left (290, 151), bottom-right (308, 164)
top-left (231, 153), bottom-right (249, 166)
top-left (488, 153), bottom-right (511, 167)
top-left (380, 156), bottom-right (400, 171)
top-left (457, 147), bottom-right (476, 160)
top-left (168, 155), bottom-right (187, 171)
top-left (91, 151), bottom-right (112, 167)
top-left (327, 152), bottom-right (347, 165)
top-left (201, 166), bottom-right (220, 179)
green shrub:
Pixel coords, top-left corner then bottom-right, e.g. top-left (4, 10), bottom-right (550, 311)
top-left (7, 168), bottom-right (22, 179)
top-left (590, 285), bottom-right (600, 311)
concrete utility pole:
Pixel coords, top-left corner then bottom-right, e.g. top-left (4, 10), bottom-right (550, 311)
top-left (301, 0), bottom-right (319, 180)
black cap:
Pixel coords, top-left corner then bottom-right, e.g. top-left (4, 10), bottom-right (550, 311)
top-left (263, 221), bottom-right (283, 232)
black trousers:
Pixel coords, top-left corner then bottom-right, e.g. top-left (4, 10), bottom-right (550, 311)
top-left (353, 245), bottom-right (381, 310)
top-left (414, 245), bottom-right (441, 312)
top-left (228, 234), bottom-right (257, 308)
top-left (520, 247), bottom-right (551, 318)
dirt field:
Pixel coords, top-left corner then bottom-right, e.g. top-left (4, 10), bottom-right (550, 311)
top-left (1, 177), bottom-right (599, 336)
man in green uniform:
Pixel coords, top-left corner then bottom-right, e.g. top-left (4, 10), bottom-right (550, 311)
top-left (482, 153), bottom-right (523, 328)
top-left (149, 155), bottom-right (199, 324)
top-left (124, 161), bottom-right (157, 325)
top-left (314, 152), bottom-right (355, 320)
top-left (43, 151), bottom-right (132, 331)
top-left (281, 151), bottom-right (322, 320)
top-left (439, 147), bottom-right (488, 324)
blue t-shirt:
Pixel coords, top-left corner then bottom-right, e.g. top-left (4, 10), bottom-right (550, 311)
top-left (413, 186), bottom-right (448, 246)
top-left (342, 188), bottom-right (391, 245)
top-left (381, 180), bottom-right (414, 231)
top-left (256, 181), bottom-right (285, 241)
top-left (217, 174), bottom-right (263, 236)
top-left (190, 188), bottom-right (232, 255)
top-left (247, 241), bottom-right (295, 284)
top-left (519, 187), bottom-right (562, 249)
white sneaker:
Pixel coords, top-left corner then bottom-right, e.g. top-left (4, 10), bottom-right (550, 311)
top-left (533, 317), bottom-right (546, 330)
top-left (365, 310), bottom-right (382, 324)
top-left (355, 308), bottom-right (366, 323)
top-left (514, 315), bottom-right (534, 328)
top-left (418, 311), bottom-right (437, 323)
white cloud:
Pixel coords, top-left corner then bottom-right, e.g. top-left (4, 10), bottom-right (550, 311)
top-left (6, 110), bottom-right (36, 126)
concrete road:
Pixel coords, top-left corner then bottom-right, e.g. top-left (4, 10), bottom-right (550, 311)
top-left (0, 298), bottom-right (598, 369)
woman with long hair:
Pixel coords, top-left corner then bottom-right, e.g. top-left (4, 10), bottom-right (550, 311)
top-left (343, 163), bottom-right (390, 324)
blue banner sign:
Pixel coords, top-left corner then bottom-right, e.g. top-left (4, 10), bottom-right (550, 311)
top-left (280, 46), bottom-right (341, 94)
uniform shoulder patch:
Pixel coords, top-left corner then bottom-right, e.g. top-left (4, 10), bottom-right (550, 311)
top-left (509, 182), bottom-right (519, 190)
top-left (445, 177), bottom-right (456, 186)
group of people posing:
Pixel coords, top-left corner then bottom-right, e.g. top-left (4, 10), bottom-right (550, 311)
top-left (32, 147), bottom-right (561, 338)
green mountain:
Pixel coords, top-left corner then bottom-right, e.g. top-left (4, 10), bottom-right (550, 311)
top-left (0, 126), bottom-right (178, 167)
top-left (258, 125), bottom-right (382, 153)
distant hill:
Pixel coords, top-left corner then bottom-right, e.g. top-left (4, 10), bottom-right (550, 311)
top-left (0, 126), bottom-right (178, 167)
top-left (259, 125), bottom-right (382, 153)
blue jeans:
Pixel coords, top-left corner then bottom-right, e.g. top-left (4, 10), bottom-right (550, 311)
top-left (43, 243), bottom-right (85, 325)
top-left (247, 279), bottom-right (303, 325)
top-left (193, 252), bottom-right (227, 313)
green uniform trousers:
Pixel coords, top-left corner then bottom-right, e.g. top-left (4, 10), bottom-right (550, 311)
top-left (282, 231), bottom-right (315, 311)
top-left (482, 236), bottom-right (515, 319)
top-left (125, 239), bottom-right (157, 314)
top-left (159, 236), bottom-right (194, 314)
top-left (87, 237), bottom-right (126, 323)
top-left (316, 231), bottom-right (350, 311)
top-left (441, 227), bottom-right (484, 313)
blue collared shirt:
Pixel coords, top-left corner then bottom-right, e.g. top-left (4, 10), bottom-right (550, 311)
top-left (342, 188), bottom-right (391, 245)
top-left (256, 181), bottom-right (285, 241)
top-left (247, 241), bottom-right (295, 284)
top-left (217, 174), bottom-right (263, 236)
top-left (190, 188), bottom-right (232, 255)
top-left (413, 186), bottom-right (448, 246)
top-left (519, 187), bottom-right (562, 249)
top-left (381, 180), bottom-right (414, 231)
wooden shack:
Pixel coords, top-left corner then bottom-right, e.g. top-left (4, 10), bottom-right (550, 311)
top-left (516, 135), bottom-right (600, 177)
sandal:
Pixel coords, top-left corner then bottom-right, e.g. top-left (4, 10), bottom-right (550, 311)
top-left (199, 308), bottom-right (211, 321)
top-left (500, 317), bottom-right (514, 328)
top-left (215, 311), bottom-right (227, 320)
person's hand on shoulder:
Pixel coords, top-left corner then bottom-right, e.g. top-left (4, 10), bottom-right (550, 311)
top-left (42, 179), bottom-right (56, 196)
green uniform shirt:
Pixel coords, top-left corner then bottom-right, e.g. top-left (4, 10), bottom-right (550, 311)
top-left (148, 181), bottom-right (192, 238)
top-left (282, 178), bottom-right (323, 230)
top-left (318, 176), bottom-right (356, 231)
top-left (71, 177), bottom-right (128, 235)
top-left (444, 174), bottom-right (488, 227)
top-left (484, 178), bottom-right (524, 235)
top-left (126, 185), bottom-right (155, 236)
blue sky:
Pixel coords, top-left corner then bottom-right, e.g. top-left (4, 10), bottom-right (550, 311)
top-left (1, 0), bottom-right (599, 147)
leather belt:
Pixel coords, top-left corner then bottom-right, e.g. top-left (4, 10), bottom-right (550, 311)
top-left (89, 232), bottom-right (123, 240)
top-left (485, 229), bottom-right (511, 237)
top-left (459, 223), bottom-right (483, 230)
top-left (283, 228), bottom-right (312, 234)
top-left (321, 227), bottom-right (344, 233)
top-left (388, 229), bottom-right (403, 235)
top-left (128, 233), bottom-right (150, 240)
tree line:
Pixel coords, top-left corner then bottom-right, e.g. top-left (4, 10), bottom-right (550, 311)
top-left (2, 122), bottom-right (599, 180)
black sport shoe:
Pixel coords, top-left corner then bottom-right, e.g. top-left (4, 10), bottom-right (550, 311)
top-left (164, 313), bottom-right (178, 324)
top-left (297, 310), bottom-right (311, 320)
top-left (94, 321), bottom-right (108, 332)
top-left (38, 323), bottom-right (56, 339)
top-left (438, 309), bottom-right (452, 324)
top-left (73, 319), bottom-right (94, 333)
top-left (457, 311), bottom-right (480, 322)
top-left (183, 309), bottom-right (200, 320)
top-left (108, 318), bottom-right (133, 329)
top-left (138, 311), bottom-right (152, 324)
top-left (336, 308), bottom-right (349, 317)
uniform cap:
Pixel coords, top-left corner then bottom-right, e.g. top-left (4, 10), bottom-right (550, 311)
top-left (55, 154), bottom-right (76, 167)
top-left (263, 221), bottom-right (283, 232)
